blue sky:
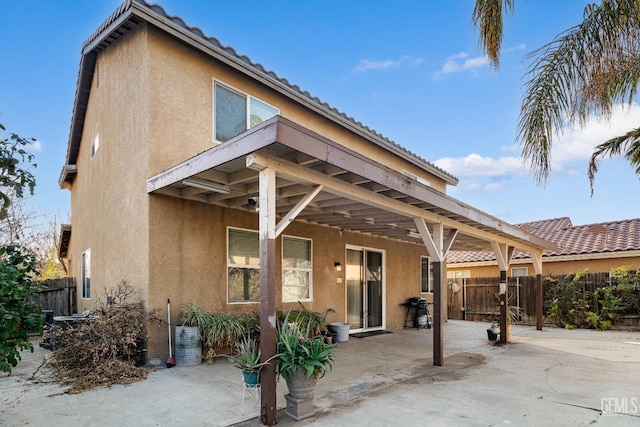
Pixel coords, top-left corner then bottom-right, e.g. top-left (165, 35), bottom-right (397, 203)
top-left (1, 0), bottom-right (639, 231)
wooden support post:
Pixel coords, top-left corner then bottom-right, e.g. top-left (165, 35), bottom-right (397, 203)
top-left (499, 270), bottom-right (508, 344)
top-left (258, 168), bottom-right (277, 426)
top-left (433, 260), bottom-right (443, 366)
top-left (536, 274), bottom-right (543, 330)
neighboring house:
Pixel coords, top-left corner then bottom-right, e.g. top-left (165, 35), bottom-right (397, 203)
top-left (447, 217), bottom-right (640, 278)
top-left (56, 3), bottom-right (553, 416)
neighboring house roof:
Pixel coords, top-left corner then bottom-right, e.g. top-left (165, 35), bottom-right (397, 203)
top-left (447, 217), bottom-right (640, 264)
top-left (59, 0), bottom-right (457, 187)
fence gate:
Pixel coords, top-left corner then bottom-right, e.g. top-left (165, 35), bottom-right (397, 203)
top-left (37, 278), bottom-right (76, 316)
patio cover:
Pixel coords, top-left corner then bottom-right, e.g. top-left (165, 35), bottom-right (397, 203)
top-left (147, 115), bottom-right (556, 425)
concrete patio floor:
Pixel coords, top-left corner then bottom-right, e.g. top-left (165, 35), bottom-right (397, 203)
top-left (2, 320), bottom-right (639, 426)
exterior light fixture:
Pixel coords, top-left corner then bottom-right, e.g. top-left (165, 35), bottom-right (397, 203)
top-left (334, 262), bottom-right (342, 272)
top-left (182, 178), bottom-right (231, 194)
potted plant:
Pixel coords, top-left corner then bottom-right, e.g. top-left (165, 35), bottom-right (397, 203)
top-left (201, 311), bottom-right (248, 362)
top-left (276, 311), bottom-right (335, 421)
top-left (175, 303), bottom-right (207, 366)
top-left (227, 336), bottom-right (272, 386)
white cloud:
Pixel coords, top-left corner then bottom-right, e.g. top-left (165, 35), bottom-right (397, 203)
top-left (435, 52), bottom-right (488, 77)
top-left (550, 103), bottom-right (640, 171)
top-left (353, 55), bottom-right (424, 73)
top-left (435, 153), bottom-right (524, 178)
top-left (434, 103), bottom-right (640, 193)
top-left (502, 43), bottom-right (526, 54)
top-left (435, 44), bottom-right (523, 78)
top-left (28, 139), bottom-right (42, 151)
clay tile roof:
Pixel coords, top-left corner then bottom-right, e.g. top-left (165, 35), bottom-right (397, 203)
top-left (447, 217), bottom-right (640, 264)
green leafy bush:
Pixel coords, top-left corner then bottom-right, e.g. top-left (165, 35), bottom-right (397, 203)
top-left (0, 245), bottom-right (43, 374)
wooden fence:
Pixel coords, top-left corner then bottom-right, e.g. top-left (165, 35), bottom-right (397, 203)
top-left (447, 272), bottom-right (635, 324)
top-left (37, 278), bottom-right (77, 317)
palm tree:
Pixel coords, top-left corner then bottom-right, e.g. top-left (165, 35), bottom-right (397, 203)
top-left (473, 0), bottom-right (640, 194)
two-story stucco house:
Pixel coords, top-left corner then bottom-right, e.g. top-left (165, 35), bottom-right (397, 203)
top-left (57, 1), bottom-right (554, 423)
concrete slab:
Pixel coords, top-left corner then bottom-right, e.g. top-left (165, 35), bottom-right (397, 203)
top-left (1, 321), bottom-right (639, 426)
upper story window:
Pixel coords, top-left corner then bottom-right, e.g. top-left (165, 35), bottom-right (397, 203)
top-left (214, 81), bottom-right (278, 143)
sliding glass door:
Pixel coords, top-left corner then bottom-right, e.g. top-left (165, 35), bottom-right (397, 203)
top-left (346, 246), bottom-right (384, 331)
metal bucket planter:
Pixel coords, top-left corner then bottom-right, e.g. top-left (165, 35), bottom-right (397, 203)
top-left (284, 370), bottom-right (317, 421)
top-left (175, 325), bottom-right (202, 366)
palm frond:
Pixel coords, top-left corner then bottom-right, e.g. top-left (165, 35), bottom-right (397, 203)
top-left (518, 0), bottom-right (640, 187)
top-left (588, 127), bottom-right (640, 194)
top-left (473, 0), bottom-right (515, 70)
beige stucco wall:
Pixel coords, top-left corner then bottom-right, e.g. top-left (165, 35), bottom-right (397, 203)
top-left (144, 26), bottom-right (448, 192)
top-left (67, 23), bottom-right (447, 360)
top-left (147, 193), bottom-right (432, 358)
top-left (68, 24), bottom-right (151, 312)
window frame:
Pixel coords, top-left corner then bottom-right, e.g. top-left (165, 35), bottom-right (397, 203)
top-left (420, 256), bottom-right (433, 294)
top-left (213, 80), bottom-right (278, 144)
top-left (447, 270), bottom-right (471, 280)
top-left (511, 267), bottom-right (528, 277)
top-left (81, 249), bottom-right (91, 299)
top-left (227, 227), bottom-right (260, 304)
top-left (281, 235), bottom-right (313, 303)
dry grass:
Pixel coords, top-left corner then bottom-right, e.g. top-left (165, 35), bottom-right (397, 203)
top-left (46, 281), bottom-right (154, 394)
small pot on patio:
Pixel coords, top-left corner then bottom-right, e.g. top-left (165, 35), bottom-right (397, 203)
top-left (227, 336), bottom-right (272, 386)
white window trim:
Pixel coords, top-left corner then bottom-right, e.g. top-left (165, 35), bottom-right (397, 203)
top-left (511, 267), bottom-right (528, 277)
top-left (282, 235), bottom-right (313, 303)
top-left (447, 270), bottom-right (471, 279)
top-left (81, 249), bottom-right (91, 299)
top-left (212, 80), bottom-right (279, 144)
top-left (227, 227), bottom-right (260, 305)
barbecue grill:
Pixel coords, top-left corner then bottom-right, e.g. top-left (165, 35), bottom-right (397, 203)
top-left (403, 297), bottom-right (433, 330)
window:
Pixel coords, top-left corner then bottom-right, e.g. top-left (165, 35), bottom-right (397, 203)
top-left (81, 249), bottom-right (91, 299)
top-left (420, 256), bottom-right (433, 293)
top-left (447, 270), bottom-right (470, 280)
top-left (214, 81), bottom-right (278, 142)
top-left (91, 133), bottom-right (99, 158)
top-left (227, 228), bottom-right (260, 303)
top-left (511, 267), bottom-right (528, 277)
top-left (282, 236), bottom-right (312, 302)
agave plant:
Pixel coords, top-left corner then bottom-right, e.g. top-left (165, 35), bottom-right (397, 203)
top-left (276, 311), bottom-right (334, 380)
top-left (227, 336), bottom-right (270, 371)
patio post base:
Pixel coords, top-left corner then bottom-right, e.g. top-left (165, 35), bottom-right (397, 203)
top-left (284, 394), bottom-right (316, 421)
